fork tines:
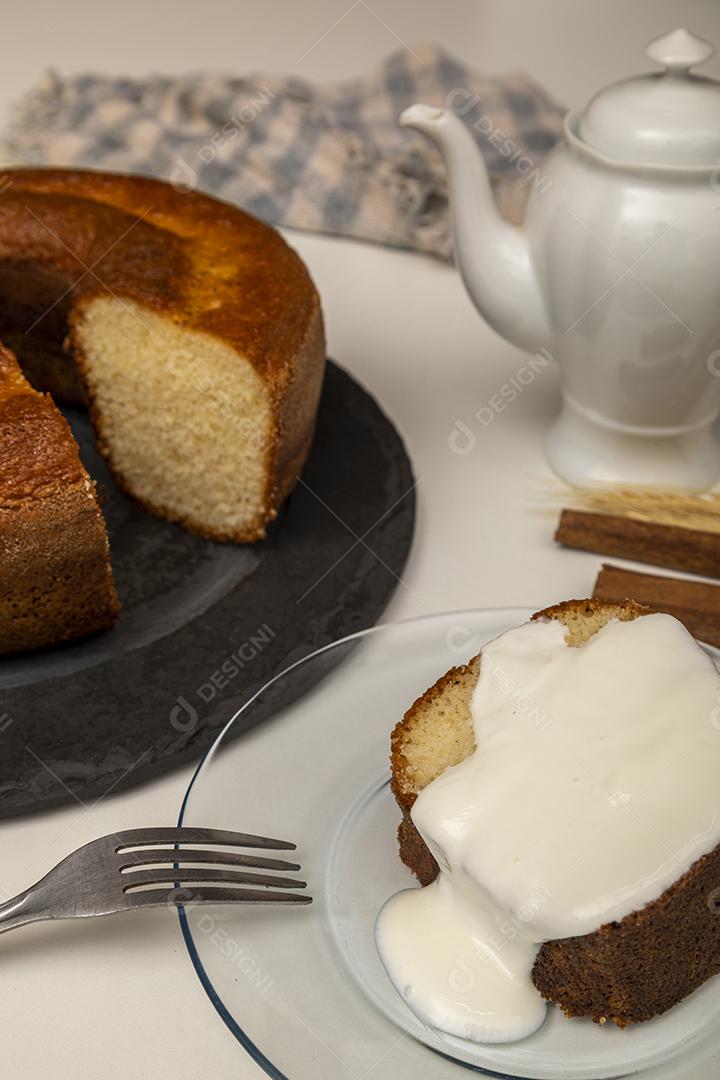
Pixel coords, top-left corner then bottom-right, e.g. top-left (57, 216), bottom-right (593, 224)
top-left (114, 826), bottom-right (297, 851)
top-left (115, 827), bottom-right (312, 906)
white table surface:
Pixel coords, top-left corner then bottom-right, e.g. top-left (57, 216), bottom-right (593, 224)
top-left (3, 1), bottom-right (720, 1076)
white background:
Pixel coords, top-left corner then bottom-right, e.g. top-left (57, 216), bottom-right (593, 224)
top-left (2, 2), bottom-right (720, 1077)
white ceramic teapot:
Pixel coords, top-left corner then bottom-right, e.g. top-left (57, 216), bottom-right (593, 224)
top-left (401, 28), bottom-right (720, 489)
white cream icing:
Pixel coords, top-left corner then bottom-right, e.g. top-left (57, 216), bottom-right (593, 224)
top-left (376, 613), bottom-right (720, 1043)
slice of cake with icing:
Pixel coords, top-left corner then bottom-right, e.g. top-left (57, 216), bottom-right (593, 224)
top-left (381, 599), bottom-right (720, 1040)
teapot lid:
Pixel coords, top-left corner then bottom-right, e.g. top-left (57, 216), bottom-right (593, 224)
top-left (577, 28), bottom-right (720, 167)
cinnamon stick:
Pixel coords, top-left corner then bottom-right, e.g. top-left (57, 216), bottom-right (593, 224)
top-left (555, 509), bottom-right (720, 579)
top-left (593, 563), bottom-right (720, 648)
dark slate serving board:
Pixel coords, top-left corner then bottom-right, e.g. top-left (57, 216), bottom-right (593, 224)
top-left (0, 362), bottom-right (415, 817)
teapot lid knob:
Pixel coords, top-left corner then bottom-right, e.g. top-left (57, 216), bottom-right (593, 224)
top-left (646, 27), bottom-right (715, 74)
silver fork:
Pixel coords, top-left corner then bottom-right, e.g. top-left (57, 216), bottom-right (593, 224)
top-left (0, 827), bottom-right (311, 935)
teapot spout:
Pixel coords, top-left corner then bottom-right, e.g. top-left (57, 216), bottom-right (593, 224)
top-left (400, 104), bottom-right (551, 353)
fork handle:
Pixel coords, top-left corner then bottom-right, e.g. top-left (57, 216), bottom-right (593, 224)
top-left (0, 889), bottom-right (47, 935)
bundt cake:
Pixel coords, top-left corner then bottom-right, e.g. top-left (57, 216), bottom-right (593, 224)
top-left (389, 599), bottom-right (720, 1031)
top-left (0, 167), bottom-right (325, 542)
top-left (0, 342), bottom-right (119, 653)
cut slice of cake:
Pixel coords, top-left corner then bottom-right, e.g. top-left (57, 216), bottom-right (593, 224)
top-left (390, 598), bottom-right (720, 1029)
top-left (0, 342), bottom-right (119, 653)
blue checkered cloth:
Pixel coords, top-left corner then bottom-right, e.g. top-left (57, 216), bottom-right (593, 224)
top-left (0, 45), bottom-right (565, 259)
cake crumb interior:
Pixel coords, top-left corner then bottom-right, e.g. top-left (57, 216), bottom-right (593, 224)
top-left (74, 296), bottom-right (272, 536)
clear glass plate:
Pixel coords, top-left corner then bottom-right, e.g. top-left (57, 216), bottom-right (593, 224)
top-left (177, 609), bottom-right (720, 1080)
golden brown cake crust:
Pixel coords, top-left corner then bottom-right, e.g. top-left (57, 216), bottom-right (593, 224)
top-left (529, 595), bottom-right (648, 628)
top-left (0, 342), bottom-right (119, 652)
top-left (0, 168), bottom-right (322, 375)
top-left (0, 168), bottom-right (326, 541)
top-left (390, 599), bottom-right (720, 1027)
